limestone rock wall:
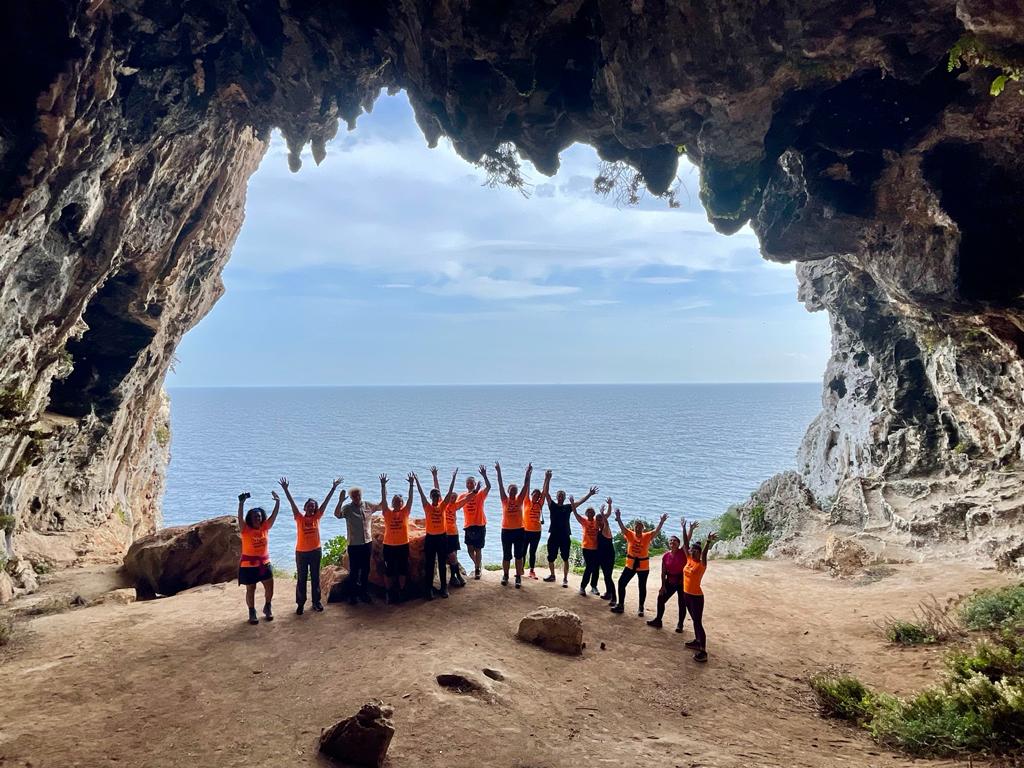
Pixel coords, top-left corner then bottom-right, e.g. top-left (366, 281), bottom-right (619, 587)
top-left (0, 0), bottom-right (1022, 572)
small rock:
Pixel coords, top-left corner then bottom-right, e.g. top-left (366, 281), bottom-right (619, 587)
top-left (0, 571), bottom-right (14, 604)
top-left (98, 588), bottom-right (137, 605)
top-left (600, 641), bottom-right (606, 650)
top-left (319, 701), bottom-right (395, 768)
top-left (516, 606), bottom-right (584, 655)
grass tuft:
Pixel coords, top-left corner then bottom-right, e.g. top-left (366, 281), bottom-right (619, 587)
top-left (960, 584), bottom-right (1024, 631)
top-left (809, 669), bottom-right (876, 724)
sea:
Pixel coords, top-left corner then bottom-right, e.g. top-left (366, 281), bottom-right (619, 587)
top-left (162, 383), bottom-right (821, 567)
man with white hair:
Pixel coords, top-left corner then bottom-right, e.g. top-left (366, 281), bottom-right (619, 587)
top-left (334, 484), bottom-right (385, 604)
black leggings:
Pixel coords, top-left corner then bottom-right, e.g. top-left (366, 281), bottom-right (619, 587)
top-left (347, 543), bottom-right (371, 597)
top-left (295, 547), bottom-right (322, 606)
top-left (684, 592), bottom-right (706, 650)
top-left (617, 568), bottom-right (649, 610)
top-left (424, 533), bottom-right (447, 592)
top-left (580, 548), bottom-right (599, 589)
top-left (596, 537), bottom-right (615, 595)
top-left (524, 530), bottom-right (542, 569)
top-left (655, 580), bottom-right (685, 625)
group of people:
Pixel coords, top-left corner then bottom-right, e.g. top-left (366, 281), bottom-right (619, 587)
top-left (235, 464), bottom-right (714, 662)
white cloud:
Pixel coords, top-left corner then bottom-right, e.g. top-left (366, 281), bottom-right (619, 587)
top-left (381, 283), bottom-right (413, 289)
top-left (425, 275), bottom-right (580, 301)
top-left (631, 276), bottom-right (694, 285)
top-left (580, 299), bottom-right (620, 306)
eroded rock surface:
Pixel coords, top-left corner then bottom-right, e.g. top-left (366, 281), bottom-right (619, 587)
top-left (0, 1), bottom-right (1022, 567)
top-left (319, 701), bottom-right (395, 768)
top-left (517, 606), bottom-right (584, 655)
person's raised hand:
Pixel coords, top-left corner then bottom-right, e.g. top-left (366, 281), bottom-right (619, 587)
top-left (494, 461), bottom-right (501, 472)
top-left (690, 521), bottom-right (700, 532)
top-left (278, 477), bottom-right (288, 490)
top-left (606, 496), bottom-right (613, 507)
top-left (479, 464), bottom-right (487, 476)
top-left (430, 465), bottom-right (438, 475)
top-left (614, 508), bottom-right (622, 520)
top-left (660, 513), bottom-right (669, 524)
top-left (238, 491), bottom-right (250, 502)
top-left (589, 486), bottom-right (599, 496)
top-left (332, 477), bottom-right (343, 488)
top-left (545, 469), bottom-right (553, 478)
top-left (708, 532), bottom-right (719, 543)
top-left (526, 462), bottom-right (533, 472)
top-left (681, 517), bottom-right (687, 529)
top-left (270, 490), bottom-right (280, 502)
top-left (380, 473), bottom-right (388, 485)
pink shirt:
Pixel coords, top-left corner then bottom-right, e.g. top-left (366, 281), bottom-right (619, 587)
top-left (662, 550), bottom-right (686, 578)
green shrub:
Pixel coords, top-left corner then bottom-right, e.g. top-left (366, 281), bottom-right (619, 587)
top-left (724, 533), bottom-right (772, 560)
top-left (321, 535), bottom-right (348, 567)
top-left (748, 504), bottom-right (769, 534)
top-left (154, 425), bottom-right (171, 447)
top-left (960, 584), bottom-right (1024, 631)
top-left (271, 565), bottom-right (294, 579)
top-left (708, 509), bottom-right (742, 541)
top-left (484, 564), bottom-right (504, 572)
top-left (0, 515), bottom-right (15, 535)
top-left (885, 620), bottom-right (937, 646)
top-left (613, 518), bottom-right (669, 560)
top-left (809, 670), bottom-right (876, 724)
top-left (32, 560), bottom-right (54, 575)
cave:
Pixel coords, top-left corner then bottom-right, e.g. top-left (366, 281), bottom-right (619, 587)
top-left (0, 0), bottom-right (1022, 572)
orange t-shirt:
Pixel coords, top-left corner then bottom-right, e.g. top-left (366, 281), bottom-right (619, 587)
top-left (623, 529), bottom-right (655, 571)
top-left (683, 554), bottom-right (707, 595)
top-left (423, 499), bottom-right (448, 535)
top-left (580, 517), bottom-right (599, 550)
top-left (294, 511), bottom-right (323, 552)
top-left (383, 506), bottom-right (410, 546)
top-left (501, 497), bottom-right (523, 530)
top-left (444, 500), bottom-right (459, 536)
top-left (523, 497), bottom-right (543, 532)
top-left (241, 521), bottom-right (270, 565)
top-left (460, 488), bottom-right (488, 528)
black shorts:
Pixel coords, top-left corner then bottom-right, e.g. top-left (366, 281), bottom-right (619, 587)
top-left (238, 562), bottom-right (273, 585)
top-left (546, 532), bottom-right (571, 562)
top-left (464, 525), bottom-right (486, 548)
top-left (382, 544), bottom-right (409, 577)
top-left (447, 534), bottom-right (461, 553)
top-left (501, 527), bottom-right (526, 560)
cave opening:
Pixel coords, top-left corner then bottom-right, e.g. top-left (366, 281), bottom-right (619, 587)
top-left (47, 269), bottom-right (157, 420)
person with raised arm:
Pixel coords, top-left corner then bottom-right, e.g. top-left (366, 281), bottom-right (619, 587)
top-left (681, 519), bottom-right (718, 663)
top-left (522, 469), bottom-right (552, 580)
top-left (596, 502), bottom-right (617, 603)
top-left (334, 481), bottom-right (385, 606)
top-left (646, 533), bottom-right (686, 631)
top-left (236, 488), bottom-right (281, 625)
top-left (380, 473), bottom-right (414, 603)
top-left (429, 466), bottom-right (475, 589)
top-left (544, 481), bottom-right (598, 587)
top-left (571, 502), bottom-right (601, 597)
top-left (610, 510), bottom-right (668, 616)
top-left (496, 461), bottom-right (532, 589)
top-left (459, 466), bottom-right (491, 580)
top-left (413, 467), bottom-right (459, 600)
top-left (279, 476), bottom-right (341, 615)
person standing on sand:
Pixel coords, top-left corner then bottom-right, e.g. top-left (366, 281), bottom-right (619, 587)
top-left (413, 468), bottom-right (460, 600)
top-left (596, 503), bottom-right (617, 603)
top-left (572, 505), bottom-right (601, 596)
top-left (681, 519), bottom-right (717, 663)
top-left (459, 466), bottom-right (491, 580)
top-left (380, 473), bottom-right (414, 603)
top-left (334, 484), bottom-right (385, 605)
top-left (279, 476), bottom-right (341, 615)
top-left (522, 469), bottom-right (552, 580)
top-left (237, 489), bottom-right (281, 625)
top-left (430, 466), bottom-right (474, 590)
top-left (543, 482), bottom-right (598, 587)
top-left (496, 461), bottom-right (532, 588)
top-left (610, 510), bottom-right (668, 616)
top-left (646, 534), bottom-right (686, 631)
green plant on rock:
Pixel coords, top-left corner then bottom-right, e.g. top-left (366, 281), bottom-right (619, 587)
top-left (0, 388), bottom-right (30, 419)
top-left (154, 425), bottom-right (170, 448)
top-left (725, 533), bottom-right (772, 560)
top-left (748, 504), bottom-right (769, 534)
top-left (321, 535), bottom-right (348, 567)
top-left (960, 584), bottom-right (1024, 631)
top-left (948, 34), bottom-right (1024, 96)
top-left (0, 515), bottom-right (15, 535)
top-left (708, 508), bottom-right (742, 541)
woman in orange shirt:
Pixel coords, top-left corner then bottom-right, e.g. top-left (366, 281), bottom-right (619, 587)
top-left (572, 504), bottom-right (601, 597)
top-left (459, 466), bottom-right (491, 580)
top-left (522, 469), bottom-right (552, 580)
top-left (380, 473), bottom-right (414, 603)
top-left (430, 466), bottom-right (475, 590)
top-left (413, 468), bottom-right (459, 600)
top-left (681, 519), bottom-right (718, 663)
top-left (495, 461), bottom-right (532, 588)
top-left (236, 489), bottom-right (281, 625)
top-left (610, 510), bottom-right (667, 616)
top-left (279, 476), bottom-right (341, 615)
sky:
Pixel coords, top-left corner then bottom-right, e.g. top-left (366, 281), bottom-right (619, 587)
top-left (168, 92), bottom-right (831, 387)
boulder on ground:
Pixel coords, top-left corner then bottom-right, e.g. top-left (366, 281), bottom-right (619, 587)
top-left (98, 588), bottom-right (137, 605)
top-left (320, 565), bottom-right (351, 603)
top-left (123, 515), bottom-right (240, 598)
top-left (824, 533), bottom-right (870, 577)
top-left (516, 606), bottom-right (584, 655)
top-left (342, 517), bottom-right (432, 597)
top-left (0, 571), bottom-right (14, 604)
top-left (319, 701), bottom-right (395, 768)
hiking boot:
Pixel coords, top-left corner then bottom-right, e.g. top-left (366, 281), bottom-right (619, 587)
top-left (610, 605), bottom-right (624, 614)
top-left (693, 650), bottom-right (708, 663)
top-left (439, 590), bottom-right (450, 599)
top-left (578, 587), bottom-right (587, 596)
top-left (514, 575), bottom-right (522, 589)
top-left (562, 579), bottom-right (569, 588)
top-left (312, 603), bottom-right (324, 612)
top-left (501, 576), bottom-right (509, 586)
top-left (674, 625), bottom-right (683, 633)
top-left (589, 586), bottom-right (600, 595)
top-left (296, 604), bottom-right (304, 616)
top-left (600, 591), bottom-right (614, 601)
top-left (262, 604), bottom-right (274, 622)
top-left (684, 639), bottom-right (701, 649)
top-left (543, 574), bottom-right (556, 583)
top-left (647, 618), bottom-right (662, 628)
top-left (248, 609), bottom-right (259, 625)
top-left (638, 608), bottom-right (645, 617)
top-left (474, 569), bottom-right (481, 580)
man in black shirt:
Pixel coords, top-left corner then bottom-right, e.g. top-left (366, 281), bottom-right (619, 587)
top-left (543, 482), bottom-right (598, 587)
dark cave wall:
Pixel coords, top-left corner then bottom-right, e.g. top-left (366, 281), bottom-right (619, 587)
top-left (0, 0), bottom-right (1022, 569)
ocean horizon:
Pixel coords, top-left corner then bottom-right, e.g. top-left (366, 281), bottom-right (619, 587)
top-left (162, 382), bottom-right (822, 567)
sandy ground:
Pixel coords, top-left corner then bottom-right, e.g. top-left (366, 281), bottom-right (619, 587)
top-left (0, 559), bottom-right (1015, 768)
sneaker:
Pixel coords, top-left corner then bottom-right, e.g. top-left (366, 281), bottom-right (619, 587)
top-left (562, 579), bottom-right (569, 588)
top-left (674, 626), bottom-right (683, 634)
top-left (610, 605), bottom-right (624, 614)
top-left (501, 576), bottom-right (509, 586)
top-left (514, 576), bottom-right (522, 589)
top-left (684, 639), bottom-right (701, 649)
top-left (578, 587), bottom-right (587, 596)
top-left (608, 601), bottom-right (618, 609)
top-left (474, 569), bottom-right (481, 580)
top-left (693, 651), bottom-right (708, 663)
top-left (456, 573), bottom-right (466, 587)
top-left (647, 618), bottom-right (662, 628)
top-left (248, 609), bottom-right (259, 625)
top-left (543, 574), bottom-right (556, 583)
top-left (638, 608), bottom-right (645, 617)
top-left (600, 592), bottom-right (614, 601)
top-left (528, 570), bottom-right (538, 580)
top-left (262, 604), bottom-right (274, 622)
top-left (440, 590), bottom-right (450, 599)
top-left (296, 604), bottom-right (304, 616)
top-left (589, 587), bottom-right (600, 595)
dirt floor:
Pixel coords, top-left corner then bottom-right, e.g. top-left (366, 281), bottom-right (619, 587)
top-left (0, 559), bottom-right (1015, 768)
